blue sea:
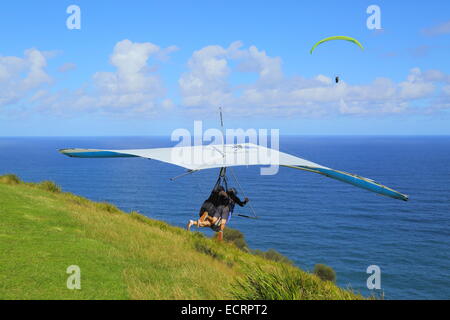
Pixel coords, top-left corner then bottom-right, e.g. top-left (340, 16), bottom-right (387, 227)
top-left (1, 136), bottom-right (449, 299)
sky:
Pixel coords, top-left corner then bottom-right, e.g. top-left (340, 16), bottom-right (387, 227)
top-left (1, 0), bottom-right (450, 136)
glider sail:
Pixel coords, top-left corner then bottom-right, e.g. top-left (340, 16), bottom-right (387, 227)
top-left (59, 143), bottom-right (408, 201)
top-left (310, 36), bottom-right (364, 54)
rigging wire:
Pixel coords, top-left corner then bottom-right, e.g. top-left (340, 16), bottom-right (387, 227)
top-left (229, 167), bottom-right (259, 219)
top-left (219, 106), bottom-right (258, 219)
top-left (177, 106), bottom-right (258, 220)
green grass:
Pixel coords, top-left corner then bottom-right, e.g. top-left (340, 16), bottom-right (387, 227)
top-left (231, 265), bottom-right (361, 300)
top-left (0, 175), bottom-right (364, 300)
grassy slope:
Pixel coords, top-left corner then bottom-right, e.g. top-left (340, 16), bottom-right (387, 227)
top-left (0, 176), bottom-right (362, 300)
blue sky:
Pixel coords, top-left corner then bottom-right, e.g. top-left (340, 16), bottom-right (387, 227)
top-left (1, 0), bottom-right (450, 136)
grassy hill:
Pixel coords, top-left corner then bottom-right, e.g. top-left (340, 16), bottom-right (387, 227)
top-left (0, 174), bottom-right (363, 300)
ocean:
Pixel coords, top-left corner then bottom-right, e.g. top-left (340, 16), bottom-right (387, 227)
top-left (0, 136), bottom-right (449, 299)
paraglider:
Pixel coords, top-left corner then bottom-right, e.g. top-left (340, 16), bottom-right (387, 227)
top-left (310, 36), bottom-right (364, 84)
top-left (310, 36), bottom-right (364, 54)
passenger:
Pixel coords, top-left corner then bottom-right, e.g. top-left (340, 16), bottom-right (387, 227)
top-left (186, 185), bottom-right (226, 230)
top-left (187, 186), bottom-right (249, 242)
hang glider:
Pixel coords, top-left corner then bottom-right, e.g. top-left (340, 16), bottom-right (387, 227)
top-left (59, 143), bottom-right (408, 201)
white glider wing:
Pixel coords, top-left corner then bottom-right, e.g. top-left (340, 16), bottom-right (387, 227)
top-left (59, 143), bottom-right (408, 201)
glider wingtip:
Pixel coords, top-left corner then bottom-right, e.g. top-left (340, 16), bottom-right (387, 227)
top-left (58, 148), bottom-right (75, 157)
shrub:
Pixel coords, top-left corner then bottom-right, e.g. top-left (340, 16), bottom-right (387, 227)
top-left (37, 181), bottom-right (61, 193)
top-left (232, 237), bottom-right (248, 251)
top-left (215, 228), bottom-right (292, 265)
top-left (216, 228), bottom-right (249, 251)
top-left (0, 174), bottom-right (21, 185)
top-left (313, 264), bottom-right (336, 283)
top-left (252, 248), bottom-right (293, 265)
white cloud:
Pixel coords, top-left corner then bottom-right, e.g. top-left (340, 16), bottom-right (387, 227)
top-left (58, 62), bottom-right (77, 73)
top-left (423, 69), bottom-right (450, 83)
top-left (91, 40), bottom-right (166, 106)
top-left (0, 48), bottom-right (51, 107)
top-left (442, 85), bottom-right (450, 97)
top-left (37, 39), bottom-right (175, 115)
top-left (5, 41), bottom-right (450, 119)
top-left (409, 45), bottom-right (431, 58)
top-left (179, 43), bottom-right (450, 116)
top-left (232, 43), bottom-right (283, 83)
top-left (179, 41), bottom-right (284, 109)
top-left (315, 75), bottom-right (332, 85)
top-left (422, 20), bottom-right (450, 36)
top-left (179, 44), bottom-right (231, 107)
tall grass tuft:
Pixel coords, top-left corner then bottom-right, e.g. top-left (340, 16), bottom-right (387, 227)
top-left (129, 211), bottom-right (150, 224)
top-left (94, 202), bottom-right (121, 214)
top-left (191, 233), bottom-right (224, 260)
top-left (231, 265), bottom-right (360, 300)
top-left (0, 174), bottom-right (21, 185)
top-left (36, 181), bottom-right (61, 193)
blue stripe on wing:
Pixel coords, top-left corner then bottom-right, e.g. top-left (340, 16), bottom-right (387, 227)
top-left (313, 167), bottom-right (409, 201)
top-left (59, 149), bottom-right (138, 158)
